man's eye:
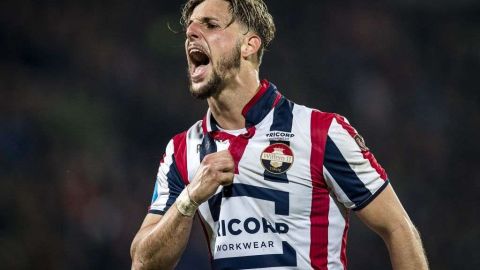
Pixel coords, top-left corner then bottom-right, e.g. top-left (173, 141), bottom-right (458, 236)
top-left (205, 22), bottom-right (219, 29)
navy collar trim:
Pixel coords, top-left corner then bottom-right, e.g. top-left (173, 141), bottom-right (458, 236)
top-left (202, 80), bottom-right (282, 134)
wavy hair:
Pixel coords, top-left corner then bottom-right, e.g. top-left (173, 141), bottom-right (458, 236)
top-left (181, 0), bottom-right (276, 63)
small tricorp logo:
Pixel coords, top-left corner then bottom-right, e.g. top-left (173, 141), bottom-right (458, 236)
top-left (261, 143), bottom-right (294, 174)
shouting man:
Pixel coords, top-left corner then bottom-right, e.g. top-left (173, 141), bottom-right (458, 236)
top-left (130, 0), bottom-right (429, 269)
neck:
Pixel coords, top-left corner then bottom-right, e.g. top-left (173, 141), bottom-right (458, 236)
top-left (207, 68), bottom-right (260, 130)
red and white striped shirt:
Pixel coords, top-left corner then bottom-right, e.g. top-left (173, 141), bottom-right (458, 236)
top-left (149, 80), bottom-right (389, 269)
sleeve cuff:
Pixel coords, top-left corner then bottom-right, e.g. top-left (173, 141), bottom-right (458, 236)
top-left (353, 180), bottom-right (390, 211)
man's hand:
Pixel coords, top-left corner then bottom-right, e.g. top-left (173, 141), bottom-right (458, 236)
top-left (188, 150), bottom-right (235, 204)
top-left (131, 151), bottom-right (234, 270)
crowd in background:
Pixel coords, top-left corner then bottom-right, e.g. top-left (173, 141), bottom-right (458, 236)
top-left (1, 0), bottom-right (479, 269)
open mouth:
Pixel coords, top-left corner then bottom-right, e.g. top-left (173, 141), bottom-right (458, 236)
top-left (188, 47), bottom-right (211, 80)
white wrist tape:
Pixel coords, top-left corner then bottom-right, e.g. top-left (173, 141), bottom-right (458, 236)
top-left (175, 185), bottom-right (199, 217)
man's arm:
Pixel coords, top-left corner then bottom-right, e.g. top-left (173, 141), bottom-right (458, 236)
top-left (130, 150), bottom-right (234, 270)
top-left (356, 185), bottom-right (429, 270)
top-left (130, 208), bottom-right (194, 270)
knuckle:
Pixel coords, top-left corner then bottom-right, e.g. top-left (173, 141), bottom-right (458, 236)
top-left (204, 164), bottom-right (214, 174)
top-left (203, 154), bottom-right (212, 163)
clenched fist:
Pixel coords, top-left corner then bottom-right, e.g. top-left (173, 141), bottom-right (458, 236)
top-left (188, 150), bottom-right (234, 204)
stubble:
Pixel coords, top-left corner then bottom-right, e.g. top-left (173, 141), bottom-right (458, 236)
top-left (188, 42), bottom-right (242, 100)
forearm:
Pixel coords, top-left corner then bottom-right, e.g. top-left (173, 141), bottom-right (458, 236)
top-left (131, 204), bottom-right (194, 270)
top-left (131, 151), bottom-right (234, 269)
top-left (383, 219), bottom-right (429, 270)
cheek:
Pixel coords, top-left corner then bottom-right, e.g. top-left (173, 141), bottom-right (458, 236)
top-left (209, 34), bottom-right (240, 57)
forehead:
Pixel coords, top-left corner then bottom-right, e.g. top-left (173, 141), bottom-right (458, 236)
top-left (190, 0), bottom-right (232, 22)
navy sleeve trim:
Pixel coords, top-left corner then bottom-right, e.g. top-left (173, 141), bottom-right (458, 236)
top-left (148, 209), bottom-right (166, 215)
top-left (324, 136), bottom-right (372, 206)
top-left (352, 180), bottom-right (390, 211)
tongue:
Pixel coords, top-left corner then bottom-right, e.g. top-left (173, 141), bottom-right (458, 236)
top-left (193, 65), bottom-right (207, 77)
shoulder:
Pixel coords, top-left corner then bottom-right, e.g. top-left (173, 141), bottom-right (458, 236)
top-left (168, 120), bottom-right (204, 153)
top-left (288, 101), bottom-right (339, 130)
top-left (162, 120), bottom-right (203, 184)
top-left (171, 120), bottom-right (203, 142)
top-left (288, 101), bottom-right (363, 145)
top-left (296, 102), bottom-right (355, 130)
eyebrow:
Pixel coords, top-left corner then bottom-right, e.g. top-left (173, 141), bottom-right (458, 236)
top-left (188, 16), bottom-right (220, 26)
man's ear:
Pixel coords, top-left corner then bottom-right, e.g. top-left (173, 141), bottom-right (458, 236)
top-left (242, 34), bottom-right (262, 60)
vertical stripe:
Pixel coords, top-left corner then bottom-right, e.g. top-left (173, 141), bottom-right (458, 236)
top-left (173, 132), bottom-right (189, 185)
top-left (148, 140), bottom-right (182, 215)
top-left (201, 111), bottom-right (221, 133)
top-left (199, 133), bottom-right (217, 162)
top-left (185, 123), bottom-right (203, 184)
top-left (264, 98), bottom-right (294, 183)
top-left (241, 80), bottom-right (269, 115)
top-left (200, 133), bottom-right (221, 224)
top-left (340, 214), bottom-right (349, 269)
top-left (326, 197), bottom-right (348, 269)
top-left (207, 191), bottom-right (222, 222)
top-left (164, 158), bottom-right (187, 210)
top-left (269, 98), bottom-right (294, 133)
top-left (310, 110), bottom-right (334, 270)
top-left (241, 80), bottom-right (272, 127)
top-left (228, 127), bottom-right (256, 174)
top-left (201, 114), bottom-right (209, 133)
top-left (272, 91), bottom-right (283, 107)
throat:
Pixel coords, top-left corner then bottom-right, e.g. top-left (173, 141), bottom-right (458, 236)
top-left (206, 73), bottom-right (262, 130)
top-left (208, 97), bottom-right (247, 130)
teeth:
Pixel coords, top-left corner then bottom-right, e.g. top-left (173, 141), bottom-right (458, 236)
top-left (189, 46), bottom-right (209, 67)
top-left (189, 48), bottom-right (204, 55)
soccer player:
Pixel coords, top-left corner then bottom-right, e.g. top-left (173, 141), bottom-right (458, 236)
top-left (130, 0), bottom-right (429, 269)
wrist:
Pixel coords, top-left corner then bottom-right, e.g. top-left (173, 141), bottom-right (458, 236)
top-left (175, 185), bottom-right (199, 217)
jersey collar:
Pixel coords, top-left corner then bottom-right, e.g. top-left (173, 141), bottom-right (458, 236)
top-left (201, 80), bottom-right (283, 135)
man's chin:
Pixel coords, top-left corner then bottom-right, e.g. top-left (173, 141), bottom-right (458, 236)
top-left (189, 75), bottom-right (222, 100)
top-left (190, 79), bottom-right (206, 91)
top-left (189, 81), bottom-right (207, 99)
top-left (188, 84), bottom-right (208, 100)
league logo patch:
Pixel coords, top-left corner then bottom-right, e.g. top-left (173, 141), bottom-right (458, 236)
top-left (261, 143), bottom-right (294, 174)
top-left (354, 134), bottom-right (369, 152)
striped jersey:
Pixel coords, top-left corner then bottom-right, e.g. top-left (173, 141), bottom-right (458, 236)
top-left (149, 80), bottom-right (389, 269)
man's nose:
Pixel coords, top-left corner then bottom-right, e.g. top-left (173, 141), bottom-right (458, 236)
top-left (186, 22), bottom-right (201, 41)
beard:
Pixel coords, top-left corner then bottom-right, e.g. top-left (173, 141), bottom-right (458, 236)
top-left (188, 42), bottom-right (241, 100)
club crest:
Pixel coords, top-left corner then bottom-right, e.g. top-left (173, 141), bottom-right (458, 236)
top-left (261, 143), bottom-right (294, 174)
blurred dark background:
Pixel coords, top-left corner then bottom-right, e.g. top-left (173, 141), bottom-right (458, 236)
top-left (1, 0), bottom-right (479, 269)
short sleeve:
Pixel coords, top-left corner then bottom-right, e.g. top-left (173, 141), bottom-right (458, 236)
top-left (148, 139), bottom-right (186, 215)
top-left (323, 115), bottom-right (389, 210)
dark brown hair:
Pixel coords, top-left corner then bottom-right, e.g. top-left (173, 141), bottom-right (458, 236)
top-left (181, 0), bottom-right (276, 63)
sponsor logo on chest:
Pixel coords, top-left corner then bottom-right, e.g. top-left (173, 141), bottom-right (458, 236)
top-left (265, 131), bottom-right (295, 142)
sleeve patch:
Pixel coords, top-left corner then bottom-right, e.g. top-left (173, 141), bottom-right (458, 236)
top-left (353, 134), bottom-right (369, 152)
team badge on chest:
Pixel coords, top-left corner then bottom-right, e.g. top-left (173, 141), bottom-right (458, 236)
top-left (260, 143), bottom-right (294, 174)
